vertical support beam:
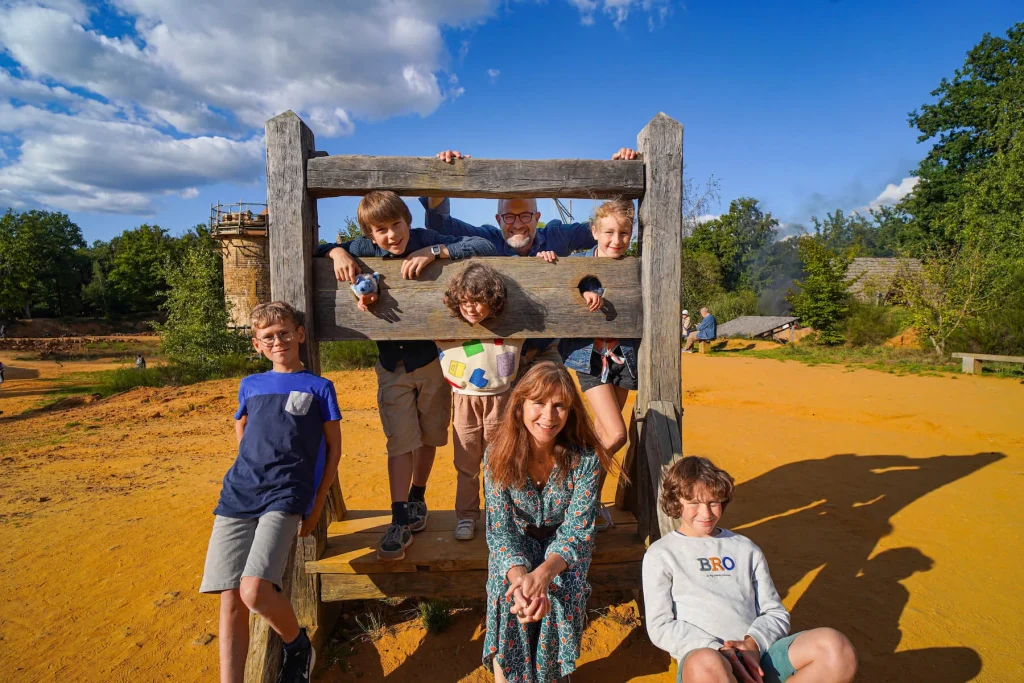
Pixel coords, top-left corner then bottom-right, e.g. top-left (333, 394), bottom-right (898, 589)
top-left (249, 111), bottom-right (340, 683)
top-left (633, 113), bottom-right (684, 543)
top-left (266, 110), bottom-right (321, 374)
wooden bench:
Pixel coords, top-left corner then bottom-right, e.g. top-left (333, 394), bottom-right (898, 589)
top-left (951, 352), bottom-right (1024, 375)
top-left (245, 111), bottom-right (687, 682)
top-left (699, 340), bottom-right (711, 355)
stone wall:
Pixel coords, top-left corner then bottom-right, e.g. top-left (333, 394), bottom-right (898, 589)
top-left (219, 235), bottom-right (271, 328)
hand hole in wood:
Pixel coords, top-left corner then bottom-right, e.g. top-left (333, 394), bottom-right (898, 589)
top-left (577, 275), bottom-right (618, 321)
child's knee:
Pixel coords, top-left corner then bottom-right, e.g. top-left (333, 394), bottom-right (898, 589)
top-left (682, 648), bottom-right (732, 682)
top-left (605, 426), bottom-right (628, 454)
top-left (806, 628), bottom-right (858, 679)
top-left (219, 587), bottom-right (246, 614)
top-left (238, 576), bottom-right (276, 612)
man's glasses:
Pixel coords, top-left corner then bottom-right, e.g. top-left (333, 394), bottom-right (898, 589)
top-left (255, 331), bottom-right (295, 347)
top-left (499, 212), bottom-right (537, 225)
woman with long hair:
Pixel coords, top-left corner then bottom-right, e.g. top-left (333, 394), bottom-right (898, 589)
top-left (482, 362), bottom-right (619, 683)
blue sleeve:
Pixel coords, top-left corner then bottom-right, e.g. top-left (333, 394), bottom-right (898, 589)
top-left (314, 239), bottom-right (380, 258)
top-left (318, 380), bottom-right (343, 422)
top-left (564, 220), bottom-right (597, 253)
top-left (420, 197), bottom-right (504, 245)
top-left (233, 380), bottom-right (248, 419)
top-left (420, 230), bottom-right (498, 259)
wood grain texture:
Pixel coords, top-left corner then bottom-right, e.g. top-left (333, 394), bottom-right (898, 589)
top-left (319, 562), bottom-right (642, 601)
top-left (314, 256), bottom-right (642, 340)
top-left (243, 539), bottom-right (295, 683)
top-left (322, 507), bottom-right (635, 536)
top-left (266, 110), bottom-right (320, 373)
top-left (306, 156), bottom-right (644, 200)
top-left (644, 400), bottom-right (683, 542)
top-left (308, 521), bottom-right (643, 574)
top-left (615, 407), bottom-right (641, 514)
top-left (635, 113), bottom-right (683, 411)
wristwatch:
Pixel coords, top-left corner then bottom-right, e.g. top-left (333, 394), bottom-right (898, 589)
top-left (430, 244), bottom-right (442, 257)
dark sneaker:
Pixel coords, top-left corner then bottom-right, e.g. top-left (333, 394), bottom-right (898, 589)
top-left (408, 500), bottom-right (429, 533)
top-left (377, 523), bottom-right (413, 560)
top-left (275, 637), bottom-right (315, 683)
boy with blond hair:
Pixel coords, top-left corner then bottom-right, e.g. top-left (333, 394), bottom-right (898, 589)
top-left (200, 301), bottom-right (342, 683)
top-left (317, 190), bottom-right (496, 559)
top-left (643, 456), bottom-right (857, 683)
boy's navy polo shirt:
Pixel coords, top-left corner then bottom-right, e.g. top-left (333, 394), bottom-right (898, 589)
top-left (214, 370), bottom-right (342, 519)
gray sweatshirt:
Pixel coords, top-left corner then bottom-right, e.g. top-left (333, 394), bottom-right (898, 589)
top-left (642, 528), bottom-right (791, 661)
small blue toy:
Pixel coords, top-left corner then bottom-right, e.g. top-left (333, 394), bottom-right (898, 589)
top-left (351, 272), bottom-right (380, 311)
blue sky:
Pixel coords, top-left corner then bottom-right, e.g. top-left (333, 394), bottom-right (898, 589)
top-left (0, 0), bottom-right (1020, 244)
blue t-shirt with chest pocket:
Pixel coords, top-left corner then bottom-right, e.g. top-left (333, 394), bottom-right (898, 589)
top-left (214, 370), bottom-right (342, 519)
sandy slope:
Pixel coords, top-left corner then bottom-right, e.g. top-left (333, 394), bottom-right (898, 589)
top-left (0, 356), bottom-right (1020, 682)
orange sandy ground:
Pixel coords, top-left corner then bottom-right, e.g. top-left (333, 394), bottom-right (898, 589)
top-left (0, 353), bottom-right (1021, 682)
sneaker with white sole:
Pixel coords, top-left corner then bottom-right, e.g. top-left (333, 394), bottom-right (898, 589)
top-left (594, 503), bottom-right (615, 532)
top-left (454, 518), bottom-right (476, 541)
top-left (377, 523), bottom-right (413, 561)
top-left (275, 630), bottom-right (315, 683)
top-left (408, 500), bottom-right (429, 533)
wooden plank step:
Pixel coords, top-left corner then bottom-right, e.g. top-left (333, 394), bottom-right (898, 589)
top-left (309, 508), bottom-right (643, 575)
top-left (320, 562), bottom-right (642, 602)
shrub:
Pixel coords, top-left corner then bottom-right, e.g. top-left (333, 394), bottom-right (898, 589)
top-left (788, 235), bottom-right (853, 345)
top-left (843, 302), bottom-right (911, 347)
top-left (417, 599), bottom-right (455, 634)
top-left (321, 341), bottom-right (379, 371)
top-left (705, 290), bottom-right (759, 324)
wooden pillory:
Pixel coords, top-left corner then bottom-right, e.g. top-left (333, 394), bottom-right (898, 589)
top-left (246, 110), bottom-right (685, 681)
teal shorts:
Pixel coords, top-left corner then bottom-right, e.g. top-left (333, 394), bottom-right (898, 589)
top-left (678, 633), bottom-right (801, 683)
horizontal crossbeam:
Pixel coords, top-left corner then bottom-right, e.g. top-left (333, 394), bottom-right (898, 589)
top-left (306, 155), bottom-right (644, 199)
top-left (314, 256), bottom-right (642, 341)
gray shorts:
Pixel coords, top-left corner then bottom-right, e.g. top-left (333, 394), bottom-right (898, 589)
top-left (199, 511), bottom-right (300, 593)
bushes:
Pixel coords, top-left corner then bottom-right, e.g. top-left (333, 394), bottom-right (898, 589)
top-left (321, 341), bottom-right (379, 371)
top-left (705, 290), bottom-right (759, 324)
top-left (843, 302), bottom-right (912, 347)
top-left (98, 354), bottom-right (268, 395)
top-left (788, 236), bottom-right (853, 345)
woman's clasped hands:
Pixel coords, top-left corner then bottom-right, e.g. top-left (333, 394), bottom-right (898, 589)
top-left (505, 565), bottom-right (553, 624)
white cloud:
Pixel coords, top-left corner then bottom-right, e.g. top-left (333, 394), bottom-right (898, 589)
top-left (566, 0), bottom-right (672, 28)
top-left (487, 68), bottom-right (500, 82)
top-left (868, 176), bottom-right (919, 210)
top-left (0, 0), bottom-right (498, 213)
top-left (180, 187), bottom-right (199, 199)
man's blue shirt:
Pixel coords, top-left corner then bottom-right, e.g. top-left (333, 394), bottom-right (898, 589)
top-left (419, 198), bottom-right (596, 257)
top-left (696, 314), bottom-right (718, 341)
top-left (215, 370), bottom-right (342, 519)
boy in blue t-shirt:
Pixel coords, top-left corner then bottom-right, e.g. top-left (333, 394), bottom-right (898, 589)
top-left (199, 301), bottom-right (342, 683)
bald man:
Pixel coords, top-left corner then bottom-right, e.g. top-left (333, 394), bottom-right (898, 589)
top-left (421, 148), bottom-right (638, 257)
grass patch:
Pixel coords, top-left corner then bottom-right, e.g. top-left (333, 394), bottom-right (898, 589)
top-left (736, 343), bottom-right (1024, 378)
top-left (321, 341), bottom-right (378, 371)
top-left (355, 605), bottom-right (391, 641)
top-left (416, 599), bottom-right (455, 634)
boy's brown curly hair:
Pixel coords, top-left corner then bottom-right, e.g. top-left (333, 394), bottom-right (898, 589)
top-left (443, 261), bottom-right (507, 322)
top-left (659, 456), bottom-right (735, 519)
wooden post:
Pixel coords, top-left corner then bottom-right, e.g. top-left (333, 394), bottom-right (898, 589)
top-left (266, 110), bottom-right (321, 373)
top-left (617, 114), bottom-right (685, 541)
top-left (248, 111), bottom-right (340, 682)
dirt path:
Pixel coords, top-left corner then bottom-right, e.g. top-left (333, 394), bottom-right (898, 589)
top-left (0, 358), bottom-right (1020, 682)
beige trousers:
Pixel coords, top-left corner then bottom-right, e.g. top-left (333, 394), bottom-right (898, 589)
top-left (452, 391), bottom-right (510, 521)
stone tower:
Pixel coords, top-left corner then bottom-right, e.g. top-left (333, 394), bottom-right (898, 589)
top-left (211, 202), bottom-right (271, 328)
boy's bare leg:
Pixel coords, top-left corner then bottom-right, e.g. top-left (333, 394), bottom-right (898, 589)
top-left (412, 444), bottom-right (436, 487)
top-left (680, 648), bottom-right (737, 683)
top-left (785, 628), bottom-right (857, 683)
top-left (238, 576), bottom-right (300, 644)
top-left (219, 589), bottom-right (250, 683)
top-left (388, 451), bottom-right (415, 502)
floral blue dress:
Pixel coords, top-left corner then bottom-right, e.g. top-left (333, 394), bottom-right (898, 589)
top-left (482, 448), bottom-right (601, 682)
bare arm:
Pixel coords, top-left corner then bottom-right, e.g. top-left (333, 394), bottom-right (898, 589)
top-left (234, 416), bottom-right (247, 444)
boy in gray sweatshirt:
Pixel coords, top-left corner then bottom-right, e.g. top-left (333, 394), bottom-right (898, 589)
top-left (642, 457), bottom-right (858, 683)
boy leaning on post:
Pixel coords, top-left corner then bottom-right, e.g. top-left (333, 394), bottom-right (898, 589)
top-left (315, 190), bottom-right (496, 561)
top-left (199, 301), bottom-right (343, 683)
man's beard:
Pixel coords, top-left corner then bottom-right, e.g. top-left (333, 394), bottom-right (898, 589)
top-left (505, 234), bottom-right (532, 251)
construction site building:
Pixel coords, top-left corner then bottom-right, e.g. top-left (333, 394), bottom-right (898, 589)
top-left (210, 202), bottom-right (270, 328)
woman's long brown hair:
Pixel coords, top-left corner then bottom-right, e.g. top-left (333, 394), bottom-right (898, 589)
top-left (486, 361), bottom-right (620, 489)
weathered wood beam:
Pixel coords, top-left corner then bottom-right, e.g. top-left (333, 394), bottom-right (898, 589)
top-left (636, 112), bottom-right (683, 410)
top-left (319, 562), bottom-right (641, 601)
top-left (640, 400), bottom-right (683, 543)
top-left (266, 110), bottom-right (321, 373)
top-left (314, 256), bottom-right (642, 341)
top-left (306, 156), bottom-right (645, 199)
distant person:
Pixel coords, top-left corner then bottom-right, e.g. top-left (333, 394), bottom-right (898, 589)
top-left (135, 354), bottom-right (146, 370)
top-left (0, 323), bottom-right (6, 339)
top-left (0, 360), bottom-right (5, 386)
top-left (683, 306), bottom-right (717, 353)
top-left (199, 301), bottom-right (342, 683)
top-left (681, 309), bottom-right (692, 336)
top-left (643, 456), bottom-right (858, 683)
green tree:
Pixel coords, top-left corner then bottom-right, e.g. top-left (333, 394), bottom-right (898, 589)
top-left (812, 209), bottom-right (900, 257)
top-left (902, 22), bottom-right (1024, 251)
top-left (0, 209), bottom-right (87, 318)
top-left (154, 235), bottom-right (250, 371)
top-left (106, 224), bottom-right (174, 314)
top-left (788, 235), bottom-right (853, 345)
top-left (687, 198), bottom-right (779, 292)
